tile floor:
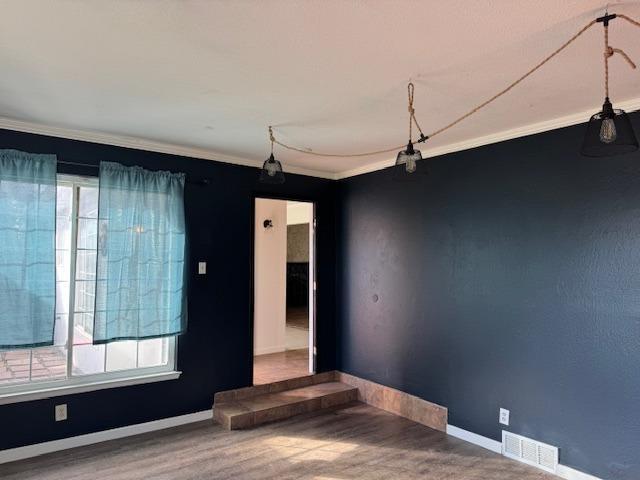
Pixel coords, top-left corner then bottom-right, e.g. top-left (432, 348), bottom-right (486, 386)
top-left (254, 348), bottom-right (310, 385)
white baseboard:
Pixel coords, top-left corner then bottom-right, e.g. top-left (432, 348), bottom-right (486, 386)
top-left (446, 424), bottom-right (502, 453)
top-left (0, 409), bottom-right (212, 465)
top-left (556, 465), bottom-right (603, 480)
top-left (446, 424), bottom-right (602, 480)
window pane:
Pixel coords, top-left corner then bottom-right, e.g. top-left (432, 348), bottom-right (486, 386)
top-left (0, 178), bottom-right (176, 394)
top-left (106, 341), bottom-right (137, 372)
top-left (138, 338), bottom-right (169, 368)
top-left (0, 350), bottom-right (31, 384)
top-left (72, 344), bottom-right (105, 375)
top-left (75, 250), bottom-right (96, 281)
top-left (56, 185), bottom-right (72, 250)
top-left (30, 346), bottom-right (67, 381)
top-left (71, 310), bottom-right (105, 376)
top-left (56, 185), bottom-right (72, 218)
top-left (74, 280), bottom-right (95, 314)
top-left (77, 218), bottom-right (97, 250)
top-left (56, 250), bottom-right (71, 282)
top-left (73, 312), bottom-right (94, 342)
top-left (56, 221), bottom-right (71, 250)
top-left (78, 186), bottom-right (99, 218)
top-left (56, 281), bottom-right (70, 315)
top-left (53, 313), bottom-right (69, 347)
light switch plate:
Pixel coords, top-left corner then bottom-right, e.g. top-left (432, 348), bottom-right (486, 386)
top-left (499, 408), bottom-right (510, 426)
top-left (198, 262), bottom-right (206, 275)
top-left (55, 404), bottom-right (67, 422)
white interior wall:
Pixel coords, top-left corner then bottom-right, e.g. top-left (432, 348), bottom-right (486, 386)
top-left (286, 201), bottom-right (313, 226)
top-left (253, 198), bottom-right (287, 356)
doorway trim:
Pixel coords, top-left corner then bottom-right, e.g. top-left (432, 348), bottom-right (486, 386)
top-left (249, 193), bottom-right (317, 386)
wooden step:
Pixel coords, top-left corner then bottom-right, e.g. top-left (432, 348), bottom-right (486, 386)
top-left (213, 381), bottom-right (358, 430)
top-left (214, 371), bottom-right (337, 404)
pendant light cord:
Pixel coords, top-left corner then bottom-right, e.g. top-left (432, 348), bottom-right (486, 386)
top-left (603, 15), bottom-right (637, 99)
top-left (407, 82), bottom-right (425, 143)
top-left (269, 126), bottom-right (275, 155)
top-left (605, 23), bottom-right (610, 98)
top-left (270, 13), bottom-right (640, 159)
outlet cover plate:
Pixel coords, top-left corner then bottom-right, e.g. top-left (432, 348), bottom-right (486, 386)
top-left (499, 408), bottom-right (510, 426)
top-left (55, 404), bottom-right (67, 422)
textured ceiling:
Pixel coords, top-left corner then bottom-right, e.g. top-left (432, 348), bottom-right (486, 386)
top-left (1, 1), bottom-right (639, 177)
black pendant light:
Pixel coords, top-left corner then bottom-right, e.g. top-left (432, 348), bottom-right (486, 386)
top-left (259, 127), bottom-right (285, 184)
top-left (396, 142), bottom-right (422, 173)
top-left (581, 13), bottom-right (638, 157)
top-left (395, 83), bottom-right (428, 173)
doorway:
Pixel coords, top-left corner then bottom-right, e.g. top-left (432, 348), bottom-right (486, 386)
top-left (253, 198), bottom-right (315, 385)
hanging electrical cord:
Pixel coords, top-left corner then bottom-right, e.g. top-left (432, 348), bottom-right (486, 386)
top-left (581, 12), bottom-right (639, 155)
top-left (395, 83), bottom-right (428, 173)
top-left (268, 12), bottom-right (640, 159)
top-left (406, 82), bottom-right (427, 144)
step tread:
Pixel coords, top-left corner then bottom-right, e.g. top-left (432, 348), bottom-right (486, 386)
top-left (214, 381), bottom-right (358, 429)
top-left (217, 381), bottom-right (355, 413)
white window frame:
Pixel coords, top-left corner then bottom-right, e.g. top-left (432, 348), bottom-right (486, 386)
top-left (0, 174), bottom-right (180, 405)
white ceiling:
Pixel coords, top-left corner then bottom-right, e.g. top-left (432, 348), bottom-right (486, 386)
top-left (1, 1), bottom-right (640, 178)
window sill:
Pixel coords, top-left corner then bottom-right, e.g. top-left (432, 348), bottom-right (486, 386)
top-left (0, 371), bottom-right (182, 406)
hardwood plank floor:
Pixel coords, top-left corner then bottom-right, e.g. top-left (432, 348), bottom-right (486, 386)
top-left (1, 403), bottom-right (558, 480)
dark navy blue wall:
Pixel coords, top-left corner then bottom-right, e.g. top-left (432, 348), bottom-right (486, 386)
top-left (0, 128), bottom-right (336, 450)
top-left (336, 113), bottom-right (640, 480)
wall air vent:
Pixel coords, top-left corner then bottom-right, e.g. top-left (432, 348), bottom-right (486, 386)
top-left (501, 431), bottom-right (558, 474)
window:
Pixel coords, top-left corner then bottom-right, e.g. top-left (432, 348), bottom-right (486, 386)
top-left (0, 175), bottom-right (177, 398)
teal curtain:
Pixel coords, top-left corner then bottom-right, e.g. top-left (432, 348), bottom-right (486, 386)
top-left (94, 162), bottom-right (186, 343)
top-left (0, 150), bottom-right (57, 349)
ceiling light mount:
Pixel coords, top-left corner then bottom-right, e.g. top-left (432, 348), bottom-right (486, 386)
top-left (596, 12), bottom-right (617, 26)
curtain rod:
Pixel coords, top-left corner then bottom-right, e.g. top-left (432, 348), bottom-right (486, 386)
top-left (57, 160), bottom-right (210, 185)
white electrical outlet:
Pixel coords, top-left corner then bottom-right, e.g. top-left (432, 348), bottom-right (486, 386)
top-left (198, 262), bottom-right (207, 275)
top-left (499, 408), bottom-right (510, 426)
top-left (55, 404), bottom-right (67, 422)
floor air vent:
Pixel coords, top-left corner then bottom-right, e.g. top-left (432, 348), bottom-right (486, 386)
top-left (501, 431), bottom-right (558, 474)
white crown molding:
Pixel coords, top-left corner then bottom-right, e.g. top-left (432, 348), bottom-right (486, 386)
top-left (0, 117), bottom-right (335, 180)
top-left (335, 97), bottom-right (640, 180)
top-left (0, 410), bottom-right (212, 464)
top-left (2, 97), bottom-right (640, 182)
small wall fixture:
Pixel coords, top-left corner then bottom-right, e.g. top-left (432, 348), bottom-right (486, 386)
top-left (263, 219), bottom-right (273, 229)
top-left (581, 13), bottom-right (639, 157)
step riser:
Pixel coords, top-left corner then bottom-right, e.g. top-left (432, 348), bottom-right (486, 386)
top-left (214, 371), bottom-right (336, 404)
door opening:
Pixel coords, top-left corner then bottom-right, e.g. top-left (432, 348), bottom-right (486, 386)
top-left (253, 198), bottom-right (315, 385)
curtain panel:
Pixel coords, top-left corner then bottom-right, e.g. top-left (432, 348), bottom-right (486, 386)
top-left (0, 149), bottom-right (57, 349)
top-left (94, 162), bottom-right (187, 344)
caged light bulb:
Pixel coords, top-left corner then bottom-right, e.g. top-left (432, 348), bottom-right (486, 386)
top-left (405, 157), bottom-right (417, 173)
top-left (265, 161), bottom-right (277, 177)
top-left (599, 117), bottom-right (617, 144)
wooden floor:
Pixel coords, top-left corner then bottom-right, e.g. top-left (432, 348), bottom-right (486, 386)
top-left (254, 348), bottom-right (310, 385)
top-left (286, 306), bottom-right (309, 329)
top-left (2, 403), bottom-right (558, 480)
